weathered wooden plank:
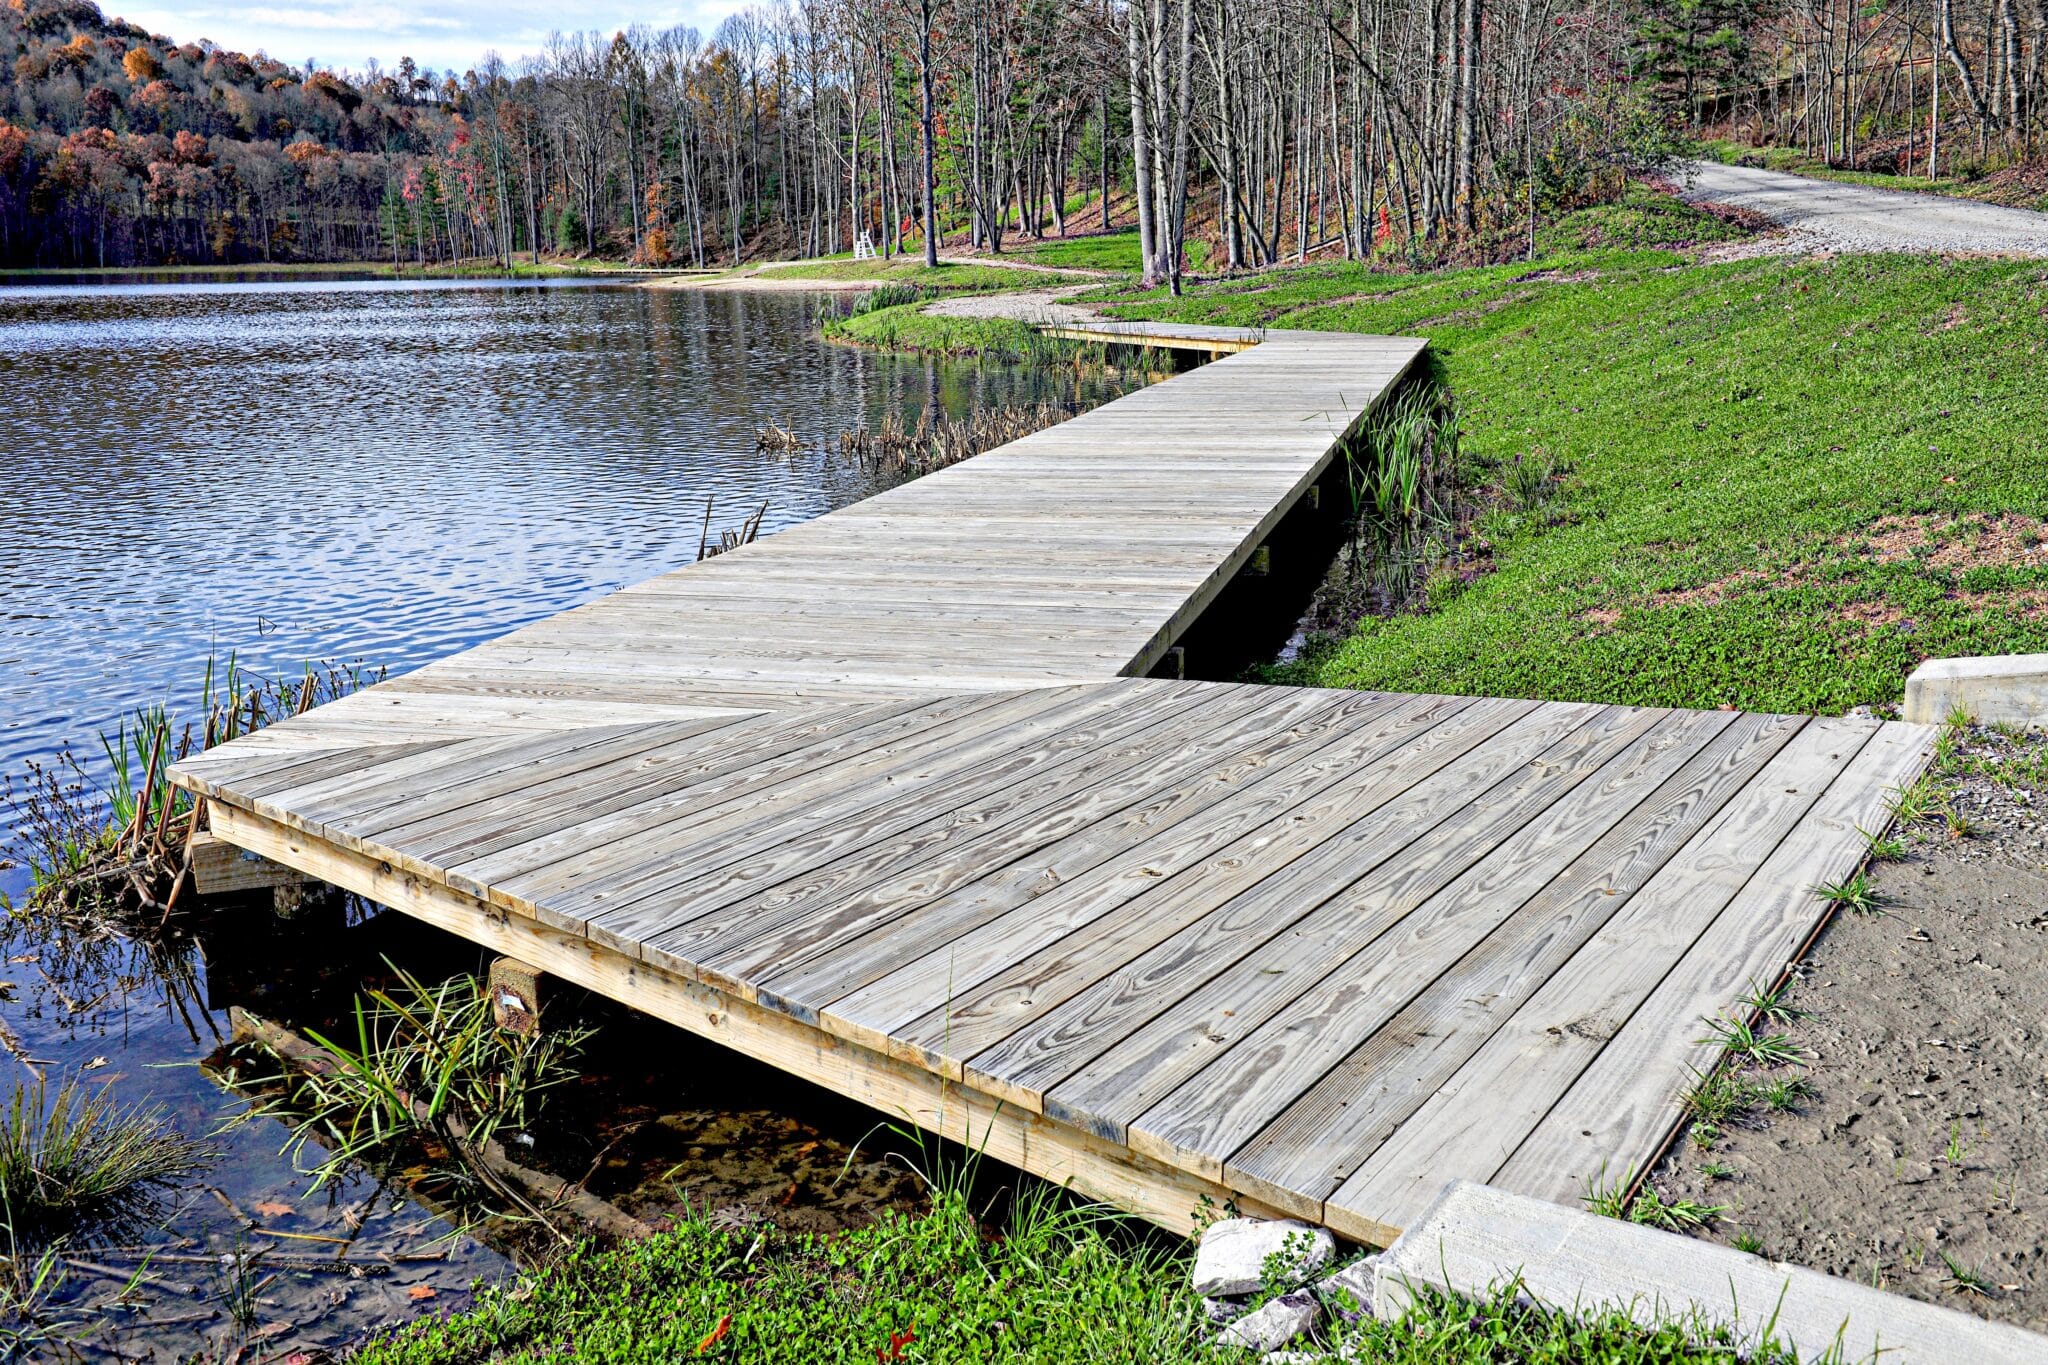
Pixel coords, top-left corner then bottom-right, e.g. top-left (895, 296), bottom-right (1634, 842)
top-left (656, 684), bottom-right (1304, 993)
top-left (1323, 715), bottom-right (1879, 1243)
top-left (1225, 710), bottom-right (1804, 1217)
top-left (1056, 704), bottom-right (1663, 1168)
top-left (482, 687), bottom-right (1090, 912)
top-left (577, 682), bottom-right (1211, 958)
top-left (752, 690), bottom-right (1475, 1021)
top-left (942, 702), bottom-right (1641, 1105)
top-left (818, 697), bottom-right (1562, 1068)
top-left (1491, 719), bottom-right (1934, 1209)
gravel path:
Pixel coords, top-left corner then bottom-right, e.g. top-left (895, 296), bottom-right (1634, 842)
top-left (1683, 160), bottom-right (2048, 255)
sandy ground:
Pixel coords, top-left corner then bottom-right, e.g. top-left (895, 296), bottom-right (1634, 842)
top-left (921, 284), bottom-right (1104, 323)
top-left (1682, 161), bottom-right (2048, 256)
top-left (641, 254), bottom-right (1102, 292)
top-left (1649, 726), bottom-right (2048, 1330)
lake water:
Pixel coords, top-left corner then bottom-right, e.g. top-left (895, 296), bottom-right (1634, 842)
top-left (0, 278), bottom-right (1131, 1356)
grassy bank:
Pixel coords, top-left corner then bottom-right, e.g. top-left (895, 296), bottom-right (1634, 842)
top-left (1086, 206), bottom-right (2048, 713)
top-left (826, 302), bottom-right (1050, 359)
top-left (352, 1180), bottom-right (1797, 1363)
top-left (751, 259), bottom-right (1071, 291)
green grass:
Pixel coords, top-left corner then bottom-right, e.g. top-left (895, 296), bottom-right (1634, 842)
top-left (827, 302), bottom-right (1068, 362)
top-left (351, 1184), bottom-right (1806, 1364)
top-left (753, 259), bottom-right (1067, 291)
top-left (1012, 228), bottom-right (1214, 275)
top-left (1090, 194), bottom-right (2048, 713)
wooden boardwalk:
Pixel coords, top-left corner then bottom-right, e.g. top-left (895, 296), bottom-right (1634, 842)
top-left (172, 324), bottom-right (1934, 1243)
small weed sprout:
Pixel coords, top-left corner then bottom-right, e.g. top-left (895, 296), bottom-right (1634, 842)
top-left (1941, 1121), bottom-right (1971, 1166)
top-left (1940, 805), bottom-right (1975, 841)
top-left (1698, 1013), bottom-right (1806, 1068)
top-left (1939, 1251), bottom-right (1993, 1298)
top-left (1856, 824), bottom-right (1906, 861)
top-left (1582, 1164), bottom-right (1636, 1221)
top-left (1628, 1189), bottom-right (1727, 1233)
top-left (1811, 871), bottom-right (1884, 916)
top-left (1699, 1161), bottom-right (1736, 1181)
top-left (1730, 1230), bottom-right (1765, 1256)
top-left (1755, 1076), bottom-right (1813, 1113)
top-left (1736, 977), bottom-right (1809, 1025)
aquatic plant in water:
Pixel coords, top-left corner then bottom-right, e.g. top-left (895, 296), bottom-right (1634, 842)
top-left (0, 1078), bottom-right (216, 1251)
top-left (230, 961), bottom-right (591, 1228)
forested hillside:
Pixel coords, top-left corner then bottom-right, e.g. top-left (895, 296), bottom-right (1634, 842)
top-left (1, 0), bottom-right (2041, 271)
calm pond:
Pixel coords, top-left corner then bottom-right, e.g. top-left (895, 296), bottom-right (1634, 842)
top-left (0, 277), bottom-right (1135, 1356)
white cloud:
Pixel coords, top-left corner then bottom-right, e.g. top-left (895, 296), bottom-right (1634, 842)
top-left (112, 0), bottom-right (750, 73)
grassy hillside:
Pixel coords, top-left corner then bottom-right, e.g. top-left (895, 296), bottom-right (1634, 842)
top-left (1092, 225), bottom-right (2048, 713)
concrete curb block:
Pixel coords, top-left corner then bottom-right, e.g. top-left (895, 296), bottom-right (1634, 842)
top-left (1372, 1181), bottom-right (2048, 1363)
top-left (1902, 654), bottom-right (2048, 728)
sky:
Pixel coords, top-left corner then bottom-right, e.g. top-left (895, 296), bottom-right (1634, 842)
top-left (110, 0), bottom-right (748, 75)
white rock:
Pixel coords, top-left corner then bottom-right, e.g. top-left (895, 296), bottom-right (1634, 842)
top-left (1213, 1290), bottom-right (1319, 1353)
top-left (1316, 1256), bottom-right (1379, 1320)
top-left (1192, 1218), bottom-right (1338, 1298)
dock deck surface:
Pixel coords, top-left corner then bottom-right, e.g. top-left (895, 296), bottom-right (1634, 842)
top-left (173, 324), bottom-right (1934, 1242)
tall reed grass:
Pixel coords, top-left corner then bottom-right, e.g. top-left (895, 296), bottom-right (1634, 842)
top-left (0, 1079), bottom-right (215, 1251)
top-left (230, 962), bottom-right (591, 1228)
top-left (1, 654), bottom-right (384, 919)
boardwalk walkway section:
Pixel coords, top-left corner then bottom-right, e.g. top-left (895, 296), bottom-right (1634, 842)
top-left (172, 323), bottom-right (1935, 1243)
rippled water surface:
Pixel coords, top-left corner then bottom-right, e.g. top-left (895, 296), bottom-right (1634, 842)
top-left (1, 279), bottom-right (1106, 791)
top-left (0, 278), bottom-right (1127, 1356)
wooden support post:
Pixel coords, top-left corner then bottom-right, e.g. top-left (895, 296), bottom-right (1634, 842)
top-left (488, 957), bottom-right (545, 1035)
top-left (188, 831), bottom-right (314, 898)
top-left (1306, 485), bottom-right (1322, 511)
top-left (1163, 645), bottom-right (1186, 680)
top-left (1246, 545), bottom-right (1272, 577)
top-left (271, 880), bottom-right (336, 919)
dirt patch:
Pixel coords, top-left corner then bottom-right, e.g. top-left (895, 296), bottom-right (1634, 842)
top-left (1578, 605), bottom-right (1623, 630)
top-left (1851, 513), bottom-right (2048, 573)
top-left (1510, 268), bottom-right (1600, 285)
top-left (1937, 302), bottom-right (1971, 331)
top-left (1650, 566), bottom-right (1802, 609)
top-left (1649, 728), bottom-right (2048, 1330)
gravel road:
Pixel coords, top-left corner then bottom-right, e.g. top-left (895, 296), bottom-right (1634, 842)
top-left (1682, 160), bottom-right (2048, 255)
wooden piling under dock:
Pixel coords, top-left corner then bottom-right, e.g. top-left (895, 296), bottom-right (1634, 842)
top-left (172, 322), bottom-right (1934, 1242)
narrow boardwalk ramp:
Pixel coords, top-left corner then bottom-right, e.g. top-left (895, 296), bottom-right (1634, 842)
top-left (173, 325), bottom-right (1934, 1242)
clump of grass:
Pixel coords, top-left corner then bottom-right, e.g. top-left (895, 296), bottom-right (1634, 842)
top-left (1811, 870), bottom-right (1885, 916)
top-left (1939, 1251), bottom-right (1994, 1298)
top-left (1735, 977), bottom-right (1808, 1026)
top-left (1583, 1165), bottom-right (1727, 1233)
top-left (849, 280), bottom-right (922, 314)
top-left (0, 1078), bottom-right (216, 1251)
top-left (1698, 1013), bottom-right (1806, 1068)
top-left (1310, 377), bottom-right (1474, 635)
top-left (1730, 1230), bottom-right (1765, 1256)
top-left (827, 400), bottom-right (1084, 483)
top-left (229, 960), bottom-right (590, 1223)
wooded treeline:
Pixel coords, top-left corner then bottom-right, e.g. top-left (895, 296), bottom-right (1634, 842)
top-left (0, 0), bottom-right (2034, 271)
top-left (1638, 0), bottom-right (2045, 175)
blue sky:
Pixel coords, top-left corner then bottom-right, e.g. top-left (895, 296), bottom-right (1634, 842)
top-left (112, 0), bottom-right (746, 74)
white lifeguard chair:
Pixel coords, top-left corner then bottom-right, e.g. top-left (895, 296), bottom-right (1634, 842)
top-left (853, 232), bottom-right (876, 261)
